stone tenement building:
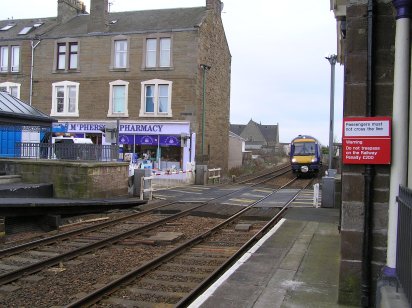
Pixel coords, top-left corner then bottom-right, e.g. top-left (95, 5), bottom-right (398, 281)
top-left (331, 0), bottom-right (411, 306)
top-left (0, 0), bottom-right (231, 171)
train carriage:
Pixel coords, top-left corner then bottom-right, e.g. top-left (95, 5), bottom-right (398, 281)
top-left (290, 135), bottom-right (322, 177)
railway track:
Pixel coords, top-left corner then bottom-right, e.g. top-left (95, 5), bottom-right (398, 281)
top-left (65, 177), bottom-right (313, 307)
top-left (0, 166), bottom-right (315, 306)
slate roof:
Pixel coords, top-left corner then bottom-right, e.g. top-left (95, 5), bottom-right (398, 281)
top-left (0, 17), bottom-right (57, 40)
top-left (0, 91), bottom-right (56, 126)
top-left (0, 7), bottom-right (207, 40)
top-left (230, 120), bottom-right (279, 145)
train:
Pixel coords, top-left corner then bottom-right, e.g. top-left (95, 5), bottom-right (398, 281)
top-left (289, 135), bottom-right (322, 177)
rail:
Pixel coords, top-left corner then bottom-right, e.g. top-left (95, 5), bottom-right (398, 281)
top-left (14, 142), bottom-right (119, 162)
top-left (396, 185), bottom-right (412, 305)
top-left (208, 168), bottom-right (221, 184)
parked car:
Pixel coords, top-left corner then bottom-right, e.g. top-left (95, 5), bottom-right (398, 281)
top-left (53, 137), bottom-right (95, 160)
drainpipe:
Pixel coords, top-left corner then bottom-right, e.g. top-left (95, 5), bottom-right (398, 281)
top-left (385, 0), bottom-right (410, 278)
top-left (30, 39), bottom-right (41, 106)
top-left (361, 1), bottom-right (374, 306)
top-left (200, 64), bottom-right (211, 162)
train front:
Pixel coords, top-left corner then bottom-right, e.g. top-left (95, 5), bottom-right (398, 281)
top-left (290, 136), bottom-right (321, 176)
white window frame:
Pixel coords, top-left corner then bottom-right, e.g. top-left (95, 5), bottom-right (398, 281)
top-left (0, 47), bottom-right (9, 72)
top-left (0, 82), bottom-right (21, 98)
top-left (110, 36), bottom-right (130, 71)
top-left (114, 40), bottom-right (128, 69)
top-left (159, 38), bottom-right (171, 67)
top-left (144, 37), bottom-right (172, 69)
top-left (139, 79), bottom-right (173, 118)
top-left (0, 45), bottom-right (20, 73)
top-left (51, 81), bottom-right (80, 117)
top-left (11, 46), bottom-right (20, 72)
top-left (108, 80), bottom-right (129, 117)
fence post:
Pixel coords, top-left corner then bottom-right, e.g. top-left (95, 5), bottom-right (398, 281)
top-left (313, 183), bottom-right (320, 208)
top-left (140, 176), bottom-right (153, 200)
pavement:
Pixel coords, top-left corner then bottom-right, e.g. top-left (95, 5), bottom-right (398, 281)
top-left (189, 207), bottom-right (356, 308)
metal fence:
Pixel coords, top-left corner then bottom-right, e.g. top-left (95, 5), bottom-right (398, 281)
top-left (14, 142), bottom-right (119, 162)
top-left (396, 185), bottom-right (412, 304)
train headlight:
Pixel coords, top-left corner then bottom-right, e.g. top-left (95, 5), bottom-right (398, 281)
top-left (292, 158), bottom-right (297, 163)
top-left (311, 158), bottom-right (317, 163)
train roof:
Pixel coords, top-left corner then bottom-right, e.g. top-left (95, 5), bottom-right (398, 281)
top-left (291, 135), bottom-right (319, 143)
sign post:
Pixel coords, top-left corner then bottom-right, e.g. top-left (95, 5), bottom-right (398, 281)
top-left (342, 117), bottom-right (391, 165)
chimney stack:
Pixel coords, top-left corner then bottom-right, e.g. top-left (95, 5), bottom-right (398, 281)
top-left (88, 0), bottom-right (109, 33)
top-left (206, 0), bottom-right (224, 15)
top-left (57, 0), bottom-right (86, 24)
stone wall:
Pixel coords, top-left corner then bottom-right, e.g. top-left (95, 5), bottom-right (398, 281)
top-left (339, 1), bottom-right (395, 306)
top-left (0, 159), bottom-right (129, 199)
top-left (197, 6), bottom-right (231, 171)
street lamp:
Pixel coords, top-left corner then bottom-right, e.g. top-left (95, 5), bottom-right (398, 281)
top-left (200, 64), bottom-right (211, 162)
top-left (325, 54), bottom-right (337, 173)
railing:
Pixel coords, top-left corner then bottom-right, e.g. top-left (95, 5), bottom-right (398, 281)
top-left (208, 168), bottom-right (221, 184)
top-left (14, 142), bottom-right (119, 162)
top-left (396, 185), bottom-right (412, 305)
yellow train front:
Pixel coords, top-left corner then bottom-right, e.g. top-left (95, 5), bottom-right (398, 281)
top-left (290, 135), bottom-right (322, 177)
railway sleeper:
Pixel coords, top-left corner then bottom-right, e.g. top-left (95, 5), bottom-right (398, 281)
top-left (136, 278), bottom-right (199, 290)
top-left (126, 287), bottom-right (187, 301)
top-left (103, 297), bottom-right (174, 308)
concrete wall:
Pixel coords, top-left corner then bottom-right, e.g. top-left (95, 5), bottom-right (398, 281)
top-left (0, 159), bottom-right (129, 199)
top-left (228, 134), bottom-right (243, 170)
top-left (338, 1), bottom-right (394, 306)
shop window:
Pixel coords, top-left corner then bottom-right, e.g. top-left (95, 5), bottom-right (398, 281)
top-left (139, 79), bottom-right (173, 117)
top-left (0, 82), bottom-right (20, 98)
top-left (51, 81), bottom-right (79, 117)
top-left (0, 45), bottom-right (20, 73)
top-left (54, 40), bottom-right (79, 72)
top-left (144, 37), bottom-right (172, 69)
top-left (108, 80), bottom-right (129, 117)
top-left (110, 36), bottom-right (130, 70)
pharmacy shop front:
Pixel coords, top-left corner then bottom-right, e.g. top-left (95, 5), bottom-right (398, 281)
top-left (52, 121), bottom-right (195, 172)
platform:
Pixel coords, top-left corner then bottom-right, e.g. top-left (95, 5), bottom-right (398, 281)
top-left (189, 207), bottom-right (355, 308)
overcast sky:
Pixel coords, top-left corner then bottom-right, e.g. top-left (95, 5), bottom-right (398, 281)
top-left (1, 0), bottom-right (344, 145)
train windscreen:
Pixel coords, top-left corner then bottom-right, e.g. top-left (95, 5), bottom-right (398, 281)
top-left (293, 142), bottom-right (316, 155)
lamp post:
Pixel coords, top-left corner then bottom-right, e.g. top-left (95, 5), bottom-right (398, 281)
top-left (200, 64), bottom-right (211, 162)
top-left (325, 54), bottom-right (337, 172)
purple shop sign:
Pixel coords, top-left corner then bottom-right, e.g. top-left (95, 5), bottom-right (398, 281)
top-left (119, 134), bottom-right (134, 145)
top-left (118, 134), bottom-right (181, 146)
top-left (136, 135), bottom-right (158, 146)
top-left (160, 135), bottom-right (180, 146)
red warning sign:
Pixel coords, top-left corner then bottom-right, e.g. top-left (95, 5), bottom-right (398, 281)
top-left (342, 117), bottom-right (391, 165)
